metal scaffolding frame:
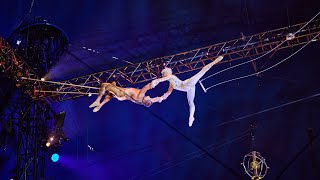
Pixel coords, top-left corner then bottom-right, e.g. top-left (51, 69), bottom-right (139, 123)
top-left (0, 93), bottom-right (56, 180)
top-left (0, 16), bottom-right (320, 180)
top-left (1, 29), bottom-right (57, 180)
top-left (15, 19), bottom-right (320, 102)
top-left (0, 37), bottom-right (56, 102)
top-left (2, 20), bottom-right (320, 103)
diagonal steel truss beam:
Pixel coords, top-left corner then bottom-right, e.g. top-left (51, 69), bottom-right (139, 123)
top-left (2, 19), bottom-right (320, 102)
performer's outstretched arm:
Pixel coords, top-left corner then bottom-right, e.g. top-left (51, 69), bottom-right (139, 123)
top-left (151, 75), bottom-right (172, 87)
top-left (137, 83), bottom-right (153, 100)
top-left (148, 96), bottom-right (164, 103)
top-left (161, 84), bottom-right (174, 100)
top-left (148, 83), bottom-right (174, 104)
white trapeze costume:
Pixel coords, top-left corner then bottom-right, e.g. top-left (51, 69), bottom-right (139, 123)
top-left (152, 56), bottom-right (223, 127)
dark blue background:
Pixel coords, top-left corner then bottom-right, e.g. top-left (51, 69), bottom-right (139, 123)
top-left (1, 0), bottom-right (320, 179)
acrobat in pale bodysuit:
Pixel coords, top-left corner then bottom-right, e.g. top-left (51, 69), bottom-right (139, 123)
top-left (90, 82), bottom-right (173, 112)
top-left (151, 56), bottom-right (223, 127)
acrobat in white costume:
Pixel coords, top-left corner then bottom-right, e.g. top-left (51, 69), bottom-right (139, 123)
top-left (151, 56), bottom-right (223, 127)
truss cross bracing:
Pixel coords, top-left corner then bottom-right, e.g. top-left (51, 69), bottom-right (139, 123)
top-left (1, 19), bottom-right (320, 102)
top-left (0, 38), bottom-right (56, 102)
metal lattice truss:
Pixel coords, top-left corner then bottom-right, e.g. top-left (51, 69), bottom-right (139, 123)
top-left (1, 38), bottom-right (59, 179)
top-left (2, 19), bottom-right (320, 102)
top-left (0, 37), bottom-right (55, 100)
top-left (13, 95), bottom-right (56, 180)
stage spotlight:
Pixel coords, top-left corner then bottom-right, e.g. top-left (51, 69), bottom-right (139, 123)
top-left (46, 142), bottom-right (51, 147)
top-left (40, 139), bottom-right (50, 151)
top-left (286, 33), bottom-right (295, 40)
top-left (41, 111), bottom-right (69, 151)
top-left (41, 78), bottom-right (45, 81)
top-left (51, 153), bottom-right (59, 162)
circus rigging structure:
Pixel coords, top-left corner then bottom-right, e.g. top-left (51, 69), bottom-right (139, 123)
top-left (1, 17), bottom-right (320, 179)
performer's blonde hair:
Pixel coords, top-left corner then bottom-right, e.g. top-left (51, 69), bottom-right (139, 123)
top-left (161, 67), bottom-right (172, 76)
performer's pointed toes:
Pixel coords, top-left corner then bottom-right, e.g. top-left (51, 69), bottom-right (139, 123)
top-left (214, 56), bottom-right (224, 63)
top-left (188, 117), bottom-right (195, 127)
top-left (93, 106), bottom-right (101, 112)
top-left (89, 101), bottom-right (100, 108)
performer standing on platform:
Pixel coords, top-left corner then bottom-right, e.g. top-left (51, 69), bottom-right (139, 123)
top-left (151, 56), bottom-right (223, 127)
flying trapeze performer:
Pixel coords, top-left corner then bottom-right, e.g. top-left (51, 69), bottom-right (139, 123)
top-left (89, 81), bottom-right (173, 112)
top-left (151, 56), bottom-right (223, 127)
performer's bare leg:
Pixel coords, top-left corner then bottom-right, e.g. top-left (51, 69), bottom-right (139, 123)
top-left (184, 56), bottom-right (223, 86)
top-left (89, 83), bottom-right (108, 108)
top-left (93, 94), bottom-right (113, 112)
top-left (89, 82), bottom-right (123, 108)
top-left (187, 88), bottom-right (196, 127)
